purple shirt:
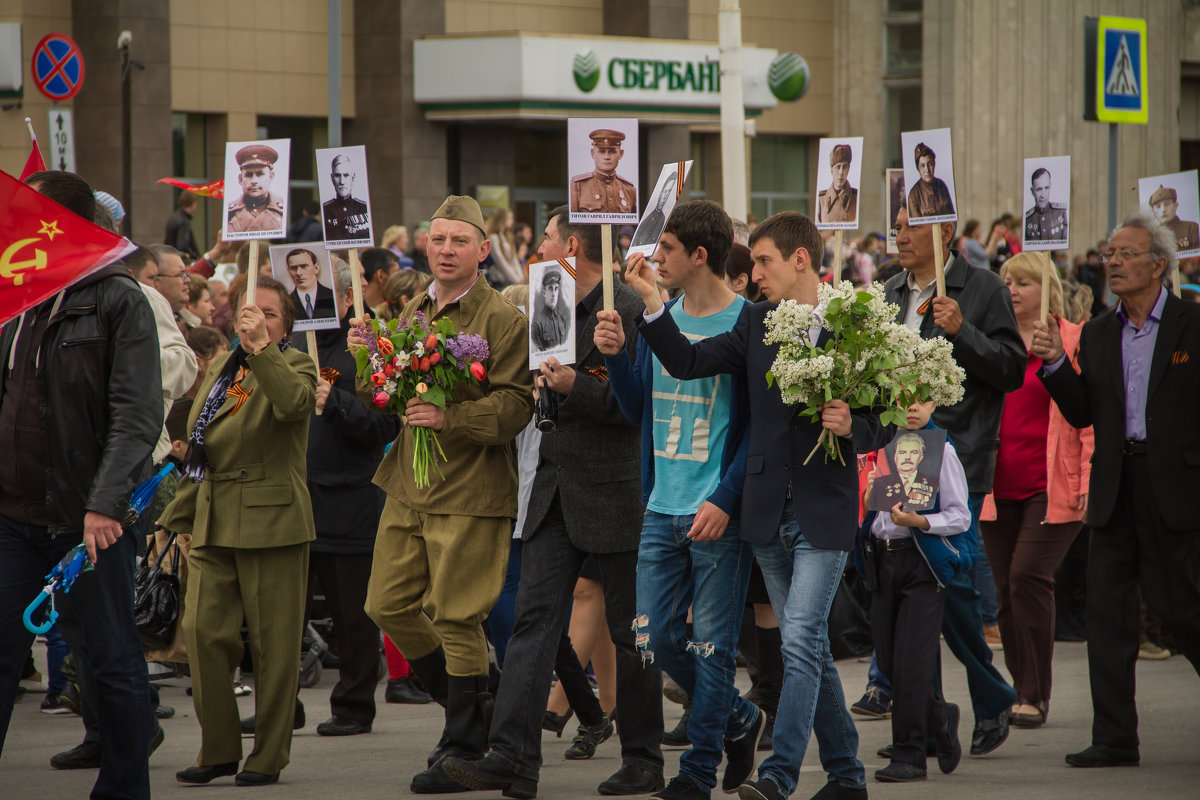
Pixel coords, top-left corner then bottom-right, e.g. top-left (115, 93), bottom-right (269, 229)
top-left (1046, 287), bottom-right (1166, 440)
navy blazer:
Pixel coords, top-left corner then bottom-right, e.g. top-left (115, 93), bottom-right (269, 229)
top-left (638, 301), bottom-right (892, 550)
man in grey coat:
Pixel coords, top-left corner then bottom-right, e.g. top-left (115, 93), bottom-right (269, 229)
top-left (444, 206), bottom-right (664, 798)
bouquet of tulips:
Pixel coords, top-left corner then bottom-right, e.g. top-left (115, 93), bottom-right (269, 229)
top-left (353, 311), bottom-right (489, 487)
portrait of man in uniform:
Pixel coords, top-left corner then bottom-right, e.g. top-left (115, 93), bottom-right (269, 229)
top-left (268, 244), bottom-right (340, 331)
top-left (1150, 185), bottom-right (1200, 253)
top-left (629, 172), bottom-right (677, 251)
top-left (531, 264), bottom-right (571, 352)
top-left (868, 429), bottom-right (945, 514)
top-left (322, 154), bottom-right (371, 243)
top-left (568, 119), bottom-right (639, 222)
top-left (1024, 168), bottom-right (1069, 243)
top-left (817, 143), bottom-right (859, 225)
top-left (224, 142), bottom-right (289, 238)
top-left (907, 141), bottom-right (955, 220)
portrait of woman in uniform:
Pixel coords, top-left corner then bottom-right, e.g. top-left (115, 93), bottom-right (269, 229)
top-left (901, 127), bottom-right (958, 224)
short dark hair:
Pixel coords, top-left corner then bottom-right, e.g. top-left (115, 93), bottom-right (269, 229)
top-left (547, 204), bottom-right (614, 266)
top-left (663, 200), bottom-right (733, 278)
top-left (185, 325), bottom-right (228, 360)
top-left (126, 245), bottom-right (158, 280)
top-left (1030, 167), bottom-right (1051, 184)
top-left (178, 190), bottom-right (197, 209)
top-left (25, 170), bottom-right (96, 221)
top-left (360, 246), bottom-right (399, 281)
top-left (724, 243), bottom-right (760, 301)
top-left (148, 243), bottom-right (185, 267)
top-left (286, 248), bottom-right (319, 268)
top-left (749, 212), bottom-right (823, 268)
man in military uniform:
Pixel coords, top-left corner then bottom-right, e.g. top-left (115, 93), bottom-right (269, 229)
top-left (869, 431), bottom-right (939, 512)
top-left (323, 154), bottom-right (370, 243)
top-left (227, 144), bottom-right (286, 235)
top-left (571, 129), bottom-right (637, 215)
top-left (1149, 184), bottom-right (1200, 252)
top-left (531, 265), bottom-right (571, 351)
top-left (1024, 168), bottom-right (1068, 242)
top-left (907, 142), bottom-right (955, 219)
top-left (817, 143), bottom-right (858, 224)
top-left (629, 171), bottom-right (677, 250)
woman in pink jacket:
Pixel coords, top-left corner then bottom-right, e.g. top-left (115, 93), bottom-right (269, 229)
top-left (980, 253), bottom-right (1093, 729)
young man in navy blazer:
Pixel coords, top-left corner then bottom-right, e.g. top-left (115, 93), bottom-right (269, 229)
top-left (599, 212), bottom-right (890, 800)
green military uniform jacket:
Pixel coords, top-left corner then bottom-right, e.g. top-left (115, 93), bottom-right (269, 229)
top-left (818, 184), bottom-right (858, 223)
top-left (908, 178), bottom-right (954, 218)
top-left (227, 194), bottom-right (286, 235)
top-left (358, 274), bottom-right (534, 518)
top-left (571, 171), bottom-right (637, 214)
top-left (1168, 216), bottom-right (1200, 252)
top-left (159, 345), bottom-right (318, 549)
top-left (1025, 204), bottom-right (1068, 242)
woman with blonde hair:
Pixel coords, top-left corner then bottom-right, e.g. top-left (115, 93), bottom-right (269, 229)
top-left (378, 269), bottom-right (431, 323)
top-left (979, 252), bottom-right (1093, 729)
top-left (485, 208), bottom-right (524, 286)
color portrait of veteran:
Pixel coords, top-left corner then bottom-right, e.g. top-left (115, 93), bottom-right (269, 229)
top-left (571, 129), bottom-right (637, 215)
top-left (227, 145), bottom-right (285, 235)
top-left (323, 154), bottom-right (370, 242)
top-left (817, 143), bottom-right (858, 224)
top-left (870, 431), bottom-right (939, 512)
top-left (907, 141), bottom-right (955, 219)
top-left (1149, 184), bottom-right (1200, 252)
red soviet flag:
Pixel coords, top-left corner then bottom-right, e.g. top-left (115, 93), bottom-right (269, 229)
top-left (18, 140), bottom-right (46, 181)
top-left (0, 169), bottom-right (137, 327)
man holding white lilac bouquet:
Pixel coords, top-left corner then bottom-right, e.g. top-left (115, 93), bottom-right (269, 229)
top-left (616, 211), bottom-right (891, 800)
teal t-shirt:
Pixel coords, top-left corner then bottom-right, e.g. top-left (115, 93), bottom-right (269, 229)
top-left (646, 295), bottom-right (748, 516)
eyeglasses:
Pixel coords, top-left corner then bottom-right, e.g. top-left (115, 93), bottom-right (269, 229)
top-left (1099, 249), bottom-right (1151, 265)
top-left (155, 271), bottom-right (188, 282)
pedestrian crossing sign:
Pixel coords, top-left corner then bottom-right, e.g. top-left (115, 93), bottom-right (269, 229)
top-left (1085, 16), bottom-right (1148, 124)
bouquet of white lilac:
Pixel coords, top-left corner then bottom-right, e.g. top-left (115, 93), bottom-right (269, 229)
top-left (765, 281), bottom-right (965, 464)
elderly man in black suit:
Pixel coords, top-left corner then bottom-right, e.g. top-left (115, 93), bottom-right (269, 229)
top-left (443, 206), bottom-right (663, 798)
top-left (1032, 211), bottom-right (1200, 769)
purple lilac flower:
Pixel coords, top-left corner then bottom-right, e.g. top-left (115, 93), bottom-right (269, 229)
top-left (354, 323), bottom-right (377, 357)
top-left (447, 333), bottom-right (490, 366)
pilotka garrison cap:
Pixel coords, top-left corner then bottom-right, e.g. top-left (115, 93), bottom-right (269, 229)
top-left (431, 195), bottom-right (487, 237)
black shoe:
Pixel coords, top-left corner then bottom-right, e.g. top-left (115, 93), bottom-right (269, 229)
top-left (565, 714), bottom-right (614, 759)
top-left (969, 708), bottom-right (1010, 755)
top-left (387, 675), bottom-right (433, 704)
top-left (652, 773), bottom-right (709, 800)
top-left (875, 762), bottom-right (927, 782)
top-left (411, 756), bottom-right (473, 794)
top-left (50, 741), bottom-right (102, 770)
top-left (154, 703), bottom-right (175, 719)
top-left (235, 770), bottom-right (280, 786)
top-left (876, 741), bottom-right (936, 760)
top-left (149, 722), bottom-right (165, 757)
top-left (935, 702), bottom-right (961, 774)
top-left (176, 762), bottom-right (239, 784)
top-left (850, 687), bottom-right (891, 718)
top-left (722, 706), bottom-right (764, 794)
top-left (316, 715), bottom-right (372, 736)
top-left (1065, 744), bottom-right (1140, 768)
top-left (599, 764), bottom-right (665, 796)
top-left (543, 709), bottom-right (573, 736)
top-left (242, 697), bottom-right (305, 734)
top-left (737, 777), bottom-right (783, 800)
top-left (808, 780), bottom-right (867, 799)
top-left (441, 753), bottom-right (537, 798)
top-left (662, 705), bottom-right (691, 747)
top-left (57, 682), bottom-right (82, 716)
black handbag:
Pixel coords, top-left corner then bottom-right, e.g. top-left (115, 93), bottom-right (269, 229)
top-left (133, 530), bottom-right (181, 650)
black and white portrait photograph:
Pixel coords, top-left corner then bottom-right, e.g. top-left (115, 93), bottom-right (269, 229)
top-left (567, 117), bottom-right (639, 224)
top-left (221, 138), bottom-right (291, 241)
top-left (268, 243), bottom-right (340, 332)
top-left (316, 145), bottom-right (374, 249)
top-left (527, 257), bottom-right (577, 369)
top-left (1022, 156), bottom-right (1071, 252)
top-left (901, 127), bottom-right (957, 224)
top-left (886, 168), bottom-right (905, 254)
top-left (1139, 169), bottom-right (1200, 258)
top-left (868, 428), bottom-right (947, 514)
top-left (627, 160), bottom-right (694, 259)
top-left (815, 137), bottom-right (863, 230)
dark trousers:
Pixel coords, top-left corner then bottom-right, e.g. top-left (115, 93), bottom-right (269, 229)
top-left (1087, 453), bottom-right (1200, 751)
top-left (938, 495), bottom-right (1018, 721)
top-left (0, 513), bottom-right (151, 800)
top-left (309, 551), bottom-right (380, 725)
top-left (488, 494), bottom-right (663, 781)
top-left (981, 493), bottom-right (1080, 706)
top-left (554, 627), bottom-right (605, 726)
top-left (870, 544), bottom-right (947, 768)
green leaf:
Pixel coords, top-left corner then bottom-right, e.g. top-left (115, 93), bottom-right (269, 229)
top-left (421, 383), bottom-right (446, 407)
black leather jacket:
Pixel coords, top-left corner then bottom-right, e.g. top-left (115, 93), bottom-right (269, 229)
top-left (0, 266), bottom-right (162, 536)
top-left (884, 253), bottom-right (1027, 494)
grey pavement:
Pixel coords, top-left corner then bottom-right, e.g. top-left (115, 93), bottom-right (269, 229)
top-left (4, 640), bottom-right (1197, 798)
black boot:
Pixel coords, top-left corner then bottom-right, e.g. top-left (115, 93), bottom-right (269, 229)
top-left (410, 674), bottom-right (492, 794)
top-left (407, 647), bottom-right (450, 707)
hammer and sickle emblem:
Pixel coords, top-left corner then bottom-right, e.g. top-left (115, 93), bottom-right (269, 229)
top-left (0, 238), bottom-right (48, 286)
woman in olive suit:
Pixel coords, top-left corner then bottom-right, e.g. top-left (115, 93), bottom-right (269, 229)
top-left (160, 277), bottom-right (317, 787)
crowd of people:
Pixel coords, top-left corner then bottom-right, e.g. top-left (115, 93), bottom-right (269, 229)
top-left (1, 169), bottom-right (1198, 800)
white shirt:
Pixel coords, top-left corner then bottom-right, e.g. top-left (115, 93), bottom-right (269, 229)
top-left (871, 441), bottom-right (970, 540)
top-left (137, 283), bottom-right (199, 463)
top-left (901, 270), bottom-right (937, 332)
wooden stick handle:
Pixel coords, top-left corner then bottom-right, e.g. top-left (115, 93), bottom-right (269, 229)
top-left (832, 230), bottom-right (844, 279)
top-left (1041, 253), bottom-right (1052, 324)
top-left (306, 330), bottom-right (320, 371)
top-left (931, 224), bottom-right (947, 297)
top-left (1173, 263), bottom-right (1183, 299)
top-left (349, 248), bottom-right (366, 320)
top-left (246, 241), bottom-right (259, 307)
top-left (601, 223), bottom-right (614, 312)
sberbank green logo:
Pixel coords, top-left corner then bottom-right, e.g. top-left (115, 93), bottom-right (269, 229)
top-left (573, 50), bottom-right (600, 93)
top-left (768, 52), bottom-right (809, 101)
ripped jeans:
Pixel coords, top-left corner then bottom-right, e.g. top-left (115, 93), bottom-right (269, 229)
top-left (634, 510), bottom-right (759, 790)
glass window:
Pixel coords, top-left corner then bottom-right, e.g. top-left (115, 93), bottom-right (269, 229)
top-left (885, 22), bottom-right (922, 78)
top-left (750, 135), bottom-right (810, 222)
top-left (887, 0), bottom-right (922, 14)
top-left (257, 116), bottom-right (328, 226)
top-left (885, 86), bottom-right (923, 169)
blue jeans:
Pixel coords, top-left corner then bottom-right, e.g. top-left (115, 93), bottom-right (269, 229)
top-left (44, 624), bottom-right (70, 695)
top-left (486, 538), bottom-right (522, 667)
top-left (753, 501), bottom-right (865, 794)
top-left (635, 510), bottom-right (759, 791)
top-left (969, 516), bottom-right (999, 626)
